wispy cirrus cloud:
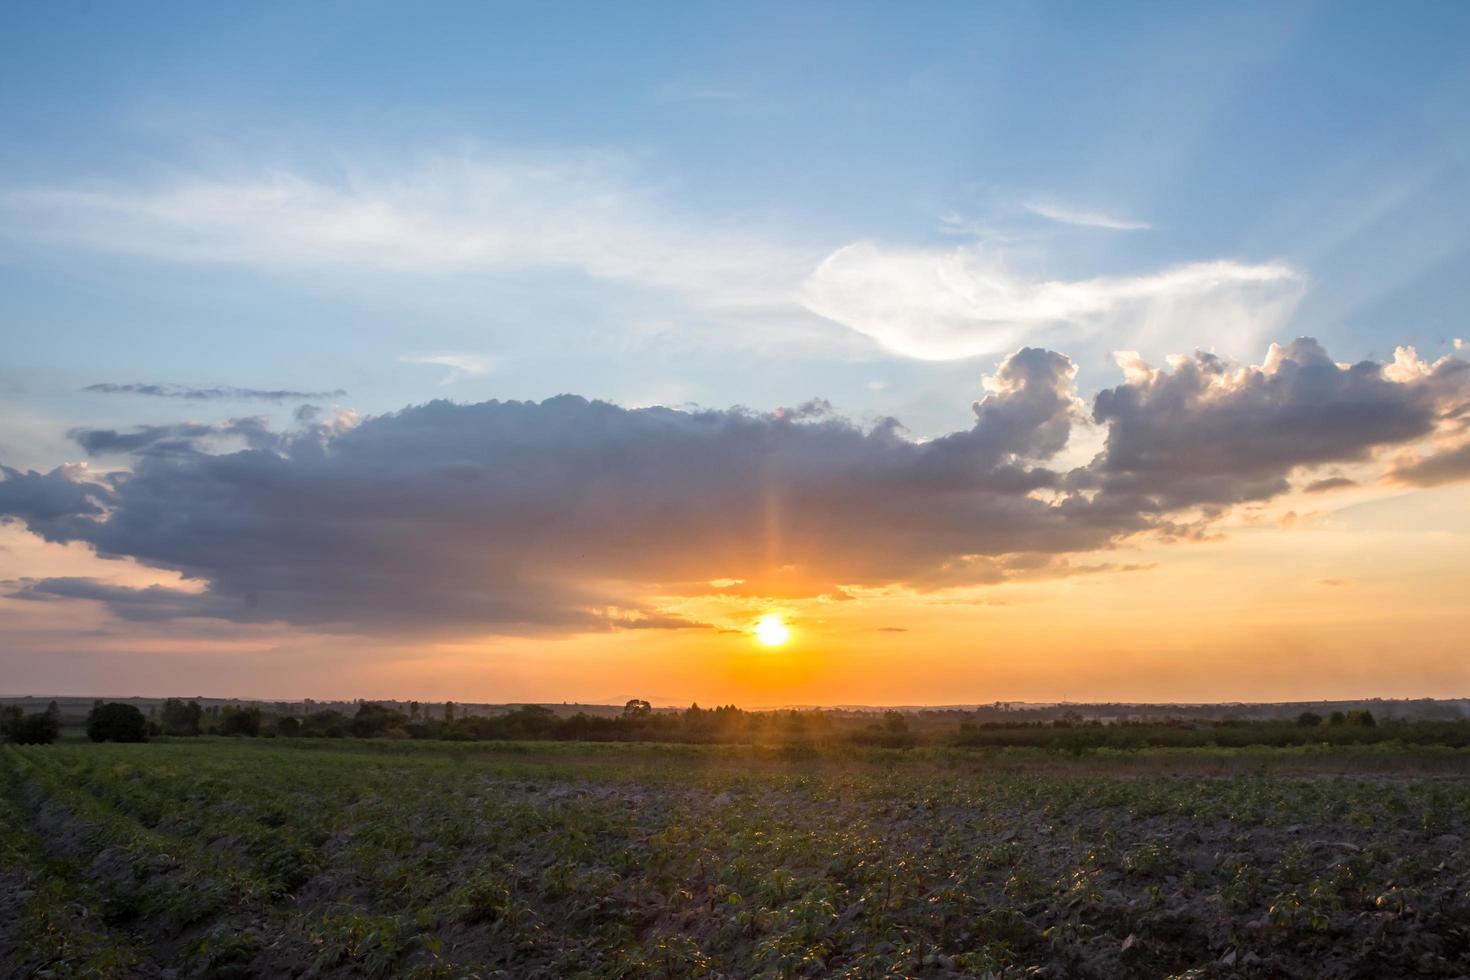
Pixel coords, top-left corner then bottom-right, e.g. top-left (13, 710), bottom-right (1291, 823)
top-left (85, 382), bottom-right (345, 401)
top-left (2, 156), bottom-right (1305, 364)
top-left (400, 353), bottom-right (495, 384)
top-left (0, 158), bottom-right (811, 309)
top-left (1021, 199), bottom-right (1152, 231)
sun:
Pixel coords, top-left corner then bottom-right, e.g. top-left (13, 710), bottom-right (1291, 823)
top-left (753, 613), bottom-right (791, 647)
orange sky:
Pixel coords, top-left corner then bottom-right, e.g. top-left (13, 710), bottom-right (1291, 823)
top-left (4, 475), bottom-right (1466, 705)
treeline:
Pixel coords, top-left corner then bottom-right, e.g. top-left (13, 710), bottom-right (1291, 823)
top-left (953, 711), bottom-right (1470, 751)
top-left (138, 698), bottom-right (923, 747)
top-left (20, 697), bottom-right (1470, 752)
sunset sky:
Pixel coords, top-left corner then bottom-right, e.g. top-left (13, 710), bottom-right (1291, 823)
top-left (2, 2), bottom-right (1469, 704)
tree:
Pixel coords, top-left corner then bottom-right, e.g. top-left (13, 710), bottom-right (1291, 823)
top-left (1296, 711), bottom-right (1323, 727)
top-left (2, 706), bottom-right (60, 745)
top-left (1345, 709), bottom-right (1376, 728)
top-left (160, 698), bottom-right (203, 736)
top-left (275, 716), bottom-right (302, 737)
top-left (1328, 710), bottom-right (1347, 726)
top-left (444, 701), bottom-right (457, 723)
top-left (13, 711), bottom-right (60, 745)
top-left (623, 699), bottom-right (652, 718)
top-left (219, 706), bottom-right (262, 737)
top-left (86, 702), bottom-right (148, 743)
top-left (350, 702), bottom-right (408, 738)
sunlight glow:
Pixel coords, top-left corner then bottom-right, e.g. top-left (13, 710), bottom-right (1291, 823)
top-left (753, 613), bottom-right (791, 647)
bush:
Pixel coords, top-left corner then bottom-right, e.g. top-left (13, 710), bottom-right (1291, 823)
top-left (87, 702), bottom-right (148, 743)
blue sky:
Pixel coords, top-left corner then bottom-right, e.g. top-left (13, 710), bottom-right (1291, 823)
top-left (2, 0), bottom-right (1469, 465)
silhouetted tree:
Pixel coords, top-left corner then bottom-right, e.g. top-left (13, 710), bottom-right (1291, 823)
top-left (86, 702), bottom-right (148, 743)
top-left (623, 699), bottom-right (652, 718)
top-left (1297, 711), bottom-right (1323, 727)
top-left (160, 698), bottom-right (203, 736)
top-left (275, 716), bottom-right (302, 737)
top-left (219, 706), bottom-right (262, 736)
top-left (350, 702), bottom-right (408, 738)
top-left (1328, 710), bottom-right (1347, 726)
top-left (2, 705), bottom-right (60, 744)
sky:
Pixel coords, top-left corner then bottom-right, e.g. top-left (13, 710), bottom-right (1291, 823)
top-left (2, 1), bottom-right (1469, 705)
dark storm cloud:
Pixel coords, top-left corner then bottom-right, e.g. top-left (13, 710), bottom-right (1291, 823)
top-left (85, 383), bottom-right (346, 401)
top-left (2, 340), bottom-right (1466, 637)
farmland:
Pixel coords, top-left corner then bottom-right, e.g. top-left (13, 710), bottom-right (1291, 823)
top-left (3, 739), bottom-right (1470, 978)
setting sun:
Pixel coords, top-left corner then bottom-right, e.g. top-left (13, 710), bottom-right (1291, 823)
top-left (753, 613), bottom-right (791, 647)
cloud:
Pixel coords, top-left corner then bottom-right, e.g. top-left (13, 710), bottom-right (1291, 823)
top-left (3, 338), bottom-right (1462, 639)
top-left (0, 349), bottom-right (1106, 635)
top-left (68, 417), bottom-right (283, 456)
top-left (1021, 199), bottom-right (1152, 231)
top-left (800, 243), bottom-right (1304, 360)
top-left (1, 158), bottom-right (810, 310)
top-left (400, 353), bottom-right (494, 384)
top-left (1301, 476), bottom-right (1358, 494)
top-left (85, 383), bottom-right (345, 401)
top-left (1386, 440), bottom-right (1470, 487)
top-left (4, 158), bottom-right (1311, 364)
top-left (1085, 339), bottom-right (1470, 512)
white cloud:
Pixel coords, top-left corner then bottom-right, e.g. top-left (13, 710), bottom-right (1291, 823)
top-left (1021, 199), bottom-right (1152, 231)
top-left (400, 352), bottom-right (494, 384)
top-left (1, 158), bottom-right (811, 309)
top-left (800, 242), bottom-right (1305, 360)
top-left (2, 157), bottom-right (1308, 364)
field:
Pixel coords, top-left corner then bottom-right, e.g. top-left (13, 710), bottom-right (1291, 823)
top-left (3, 740), bottom-right (1469, 978)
